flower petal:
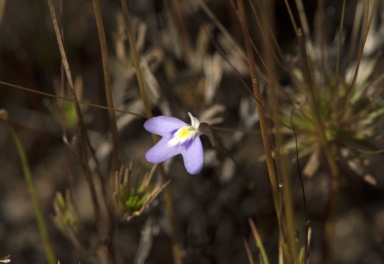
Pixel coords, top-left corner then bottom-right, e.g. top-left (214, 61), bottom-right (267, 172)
top-left (144, 116), bottom-right (187, 136)
top-left (181, 137), bottom-right (203, 174)
top-left (145, 136), bottom-right (182, 163)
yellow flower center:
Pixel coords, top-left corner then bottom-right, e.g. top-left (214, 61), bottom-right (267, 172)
top-left (177, 126), bottom-right (195, 139)
top-left (168, 126), bottom-right (198, 146)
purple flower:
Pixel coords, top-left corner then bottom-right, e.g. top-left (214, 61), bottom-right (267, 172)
top-left (144, 113), bottom-right (204, 174)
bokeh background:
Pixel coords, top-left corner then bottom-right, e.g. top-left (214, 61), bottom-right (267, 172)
top-left (1, 0), bottom-right (384, 263)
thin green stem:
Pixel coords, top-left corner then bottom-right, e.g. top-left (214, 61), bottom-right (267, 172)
top-left (2, 117), bottom-right (56, 264)
top-left (249, 218), bottom-right (270, 264)
top-left (236, 0), bottom-right (280, 217)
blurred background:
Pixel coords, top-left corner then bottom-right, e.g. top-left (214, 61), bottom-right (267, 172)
top-left (1, 0), bottom-right (384, 263)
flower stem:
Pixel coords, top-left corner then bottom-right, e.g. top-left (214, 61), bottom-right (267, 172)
top-left (120, 3), bottom-right (184, 264)
top-left (2, 115), bottom-right (56, 264)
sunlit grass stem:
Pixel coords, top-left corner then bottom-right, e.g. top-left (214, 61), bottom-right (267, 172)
top-left (236, 0), bottom-right (280, 219)
top-left (236, 0), bottom-right (298, 262)
top-left (1, 112), bottom-right (56, 264)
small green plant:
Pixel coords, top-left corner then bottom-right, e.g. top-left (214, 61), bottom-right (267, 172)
top-left (278, 1), bottom-right (383, 262)
top-left (284, 65), bottom-right (384, 178)
top-left (53, 191), bottom-right (83, 249)
top-left (44, 85), bottom-right (91, 132)
top-left (115, 162), bottom-right (168, 221)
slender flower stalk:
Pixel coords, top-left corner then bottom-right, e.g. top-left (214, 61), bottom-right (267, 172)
top-left (120, 3), bottom-right (185, 263)
top-left (1, 110), bottom-right (56, 264)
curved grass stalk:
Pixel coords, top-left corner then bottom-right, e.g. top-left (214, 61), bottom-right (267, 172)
top-left (258, 1), bottom-right (300, 262)
top-left (1, 111), bottom-right (56, 264)
top-left (48, 1), bottom-right (116, 262)
top-left (236, 0), bottom-right (300, 262)
top-left (260, 1), bottom-right (298, 262)
top-left (236, 0), bottom-right (280, 217)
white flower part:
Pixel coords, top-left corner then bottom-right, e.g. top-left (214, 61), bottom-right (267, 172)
top-left (188, 112), bottom-right (200, 130)
top-left (167, 113), bottom-right (201, 147)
